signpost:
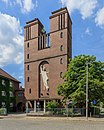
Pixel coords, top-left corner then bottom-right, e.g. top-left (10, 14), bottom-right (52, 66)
top-left (66, 99), bottom-right (69, 117)
top-left (93, 100), bottom-right (96, 115)
top-left (93, 100), bottom-right (96, 105)
top-left (66, 99), bottom-right (70, 105)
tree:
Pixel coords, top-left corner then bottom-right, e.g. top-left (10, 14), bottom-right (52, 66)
top-left (57, 55), bottom-right (104, 107)
top-left (46, 100), bottom-right (59, 114)
top-left (46, 100), bottom-right (59, 109)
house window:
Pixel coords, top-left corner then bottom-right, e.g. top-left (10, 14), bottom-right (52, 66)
top-left (29, 89), bottom-right (31, 94)
top-left (10, 103), bottom-right (13, 107)
top-left (2, 91), bottom-right (6, 96)
top-left (60, 32), bottom-right (63, 38)
top-left (2, 80), bottom-right (5, 86)
top-left (60, 45), bottom-right (63, 51)
top-left (10, 81), bottom-right (13, 87)
top-left (27, 54), bottom-right (29, 59)
top-left (27, 77), bottom-right (29, 82)
top-left (60, 58), bottom-right (63, 64)
top-left (18, 93), bottom-right (23, 97)
top-left (27, 65), bottom-right (29, 70)
top-left (27, 42), bottom-right (29, 48)
top-left (9, 91), bottom-right (13, 97)
top-left (2, 102), bottom-right (6, 107)
top-left (60, 72), bottom-right (63, 78)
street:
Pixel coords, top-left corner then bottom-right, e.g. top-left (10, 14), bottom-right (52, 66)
top-left (0, 115), bottom-right (104, 130)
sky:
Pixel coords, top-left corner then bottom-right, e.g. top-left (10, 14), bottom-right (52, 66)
top-left (0, 0), bottom-right (104, 86)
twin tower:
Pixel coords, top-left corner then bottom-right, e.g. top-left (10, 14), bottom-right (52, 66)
top-left (24, 7), bottom-right (72, 112)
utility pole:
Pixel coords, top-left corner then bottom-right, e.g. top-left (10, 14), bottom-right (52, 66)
top-left (86, 62), bottom-right (88, 119)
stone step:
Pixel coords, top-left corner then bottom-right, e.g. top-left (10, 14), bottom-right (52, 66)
top-left (27, 112), bottom-right (45, 116)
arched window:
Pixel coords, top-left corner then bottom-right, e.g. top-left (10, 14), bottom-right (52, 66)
top-left (27, 54), bottom-right (29, 59)
top-left (27, 42), bottom-right (29, 48)
top-left (47, 93), bottom-right (49, 95)
top-left (60, 72), bottom-right (63, 78)
top-left (27, 77), bottom-right (29, 82)
top-left (60, 45), bottom-right (63, 51)
top-left (60, 58), bottom-right (63, 64)
top-left (60, 32), bottom-right (63, 38)
top-left (29, 89), bottom-right (31, 94)
top-left (27, 65), bottom-right (29, 70)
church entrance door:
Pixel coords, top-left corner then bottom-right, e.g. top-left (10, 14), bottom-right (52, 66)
top-left (36, 100), bottom-right (44, 112)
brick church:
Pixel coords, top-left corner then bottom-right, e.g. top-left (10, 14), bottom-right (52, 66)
top-left (24, 7), bottom-right (72, 112)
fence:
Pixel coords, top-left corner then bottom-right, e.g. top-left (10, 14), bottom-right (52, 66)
top-left (45, 108), bottom-right (85, 117)
top-left (26, 106), bottom-right (103, 117)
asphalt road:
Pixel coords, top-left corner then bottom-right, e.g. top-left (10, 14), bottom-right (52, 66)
top-left (0, 116), bottom-right (104, 130)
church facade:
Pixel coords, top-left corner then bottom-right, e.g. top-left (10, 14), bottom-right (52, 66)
top-left (24, 7), bottom-right (72, 112)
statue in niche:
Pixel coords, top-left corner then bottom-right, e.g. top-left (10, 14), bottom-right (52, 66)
top-left (40, 65), bottom-right (49, 91)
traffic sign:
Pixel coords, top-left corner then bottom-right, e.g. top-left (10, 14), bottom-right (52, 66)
top-left (93, 100), bottom-right (96, 105)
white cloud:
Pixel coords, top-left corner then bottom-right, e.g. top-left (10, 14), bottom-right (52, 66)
top-left (18, 75), bottom-right (23, 79)
top-left (23, 0), bottom-right (34, 13)
top-left (14, 52), bottom-right (23, 64)
top-left (0, 12), bottom-right (24, 67)
top-left (16, 0), bottom-right (35, 13)
top-left (35, 0), bottom-right (38, 8)
top-left (2, 0), bottom-right (38, 13)
top-left (61, 0), bottom-right (97, 19)
top-left (95, 7), bottom-right (104, 28)
top-left (1, 0), bottom-right (8, 4)
top-left (9, 1), bottom-right (16, 7)
top-left (1, 0), bottom-right (16, 7)
top-left (85, 27), bottom-right (92, 36)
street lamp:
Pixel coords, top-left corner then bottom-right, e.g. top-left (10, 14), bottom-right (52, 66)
top-left (86, 62), bottom-right (91, 119)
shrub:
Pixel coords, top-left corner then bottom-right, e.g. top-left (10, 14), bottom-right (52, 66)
top-left (46, 100), bottom-right (59, 109)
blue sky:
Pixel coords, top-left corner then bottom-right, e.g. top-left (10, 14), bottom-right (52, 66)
top-left (0, 0), bottom-right (104, 86)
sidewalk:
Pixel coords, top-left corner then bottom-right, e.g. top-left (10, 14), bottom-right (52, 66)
top-left (1, 114), bottom-right (104, 122)
top-left (0, 113), bottom-right (26, 119)
top-left (26, 116), bottom-right (104, 122)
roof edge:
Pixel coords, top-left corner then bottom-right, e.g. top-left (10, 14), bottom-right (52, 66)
top-left (0, 68), bottom-right (20, 83)
top-left (52, 7), bottom-right (67, 14)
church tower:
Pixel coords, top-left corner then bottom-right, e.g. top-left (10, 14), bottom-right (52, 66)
top-left (24, 7), bottom-right (72, 112)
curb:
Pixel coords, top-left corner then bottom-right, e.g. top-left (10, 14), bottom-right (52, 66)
top-left (25, 116), bottom-right (104, 122)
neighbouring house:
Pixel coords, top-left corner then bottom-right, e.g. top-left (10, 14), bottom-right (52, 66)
top-left (15, 86), bottom-right (26, 112)
top-left (0, 68), bottom-right (25, 112)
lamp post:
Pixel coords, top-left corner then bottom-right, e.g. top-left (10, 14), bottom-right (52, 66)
top-left (86, 62), bottom-right (91, 119)
top-left (86, 62), bottom-right (88, 119)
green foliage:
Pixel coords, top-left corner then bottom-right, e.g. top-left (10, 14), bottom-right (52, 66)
top-left (0, 108), bottom-right (7, 115)
top-left (57, 55), bottom-right (104, 107)
top-left (46, 100), bottom-right (59, 115)
top-left (46, 100), bottom-right (59, 109)
top-left (0, 77), bottom-right (15, 112)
